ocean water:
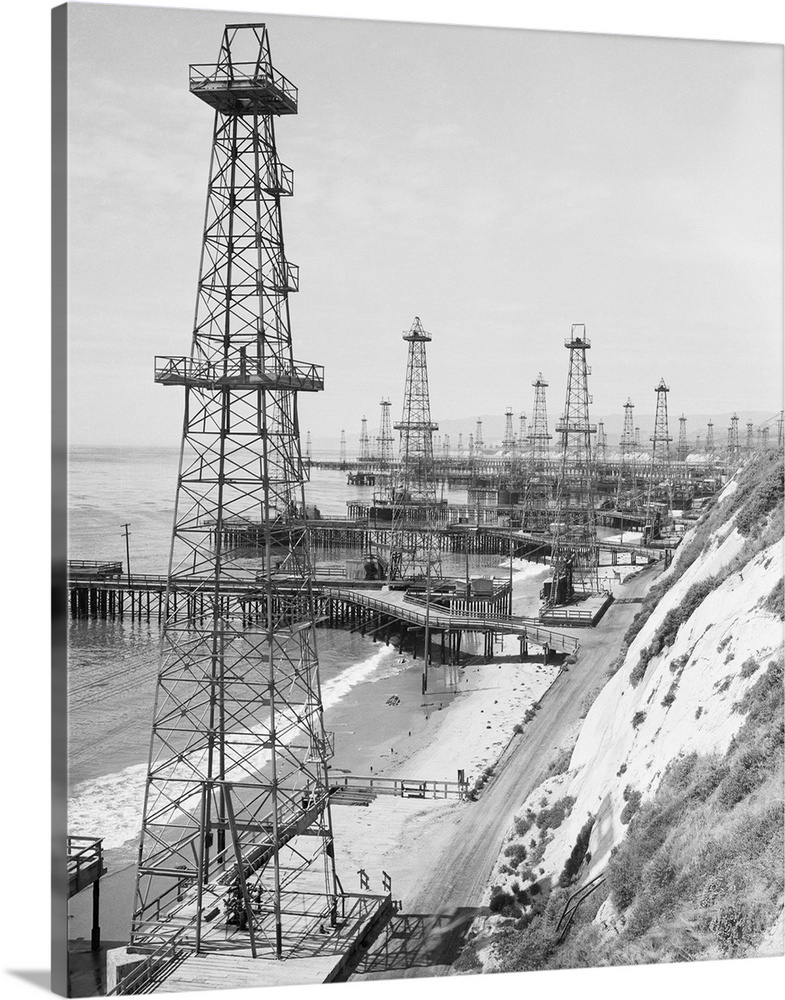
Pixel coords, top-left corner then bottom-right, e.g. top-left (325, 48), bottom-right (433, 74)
top-left (66, 447), bottom-right (501, 894)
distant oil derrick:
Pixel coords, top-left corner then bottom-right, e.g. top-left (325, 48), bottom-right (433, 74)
top-left (597, 420), bottom-right (608, 463)
top-left (132, 23), bottom-right (340, 960)
top-left (468, 432), bottom-right (474, 459)
top-left (706, 420), bottom-right (715, 456)
top-left (340, 429), bottom-right (347, 467)
top-left (746, 420), bottom-right (754, 455)
top-left (358, 415), bottom-right (370, 462)
top-left (390, 317), bottom-right (440, 580)
top-left (762, 426), bottom-right (770, 451)
top-left (727, 413), bottom-right (740, 465)
top-left (677, 414), bottom-right (688, 463)
top-left (620, 398), bottom-right (635, 464)
top-left (442, 433), bottom-right (450, 459)
top-left (518, 413), bottom-right (527, 458)
top-left (528, 372), bottom-right (552, 464)
top-left (474, 418), bottom-right (484, 456)
top-left (306, 430), bottom-right (312, 461)
top-left (502, 408), bottom-right (515, 458)
top-left (375, 397), bottom-right (395, 492)
top-left (547, 325), bottom-right (598, 604)
top-left (645, 378), bottom-right (672, 540)
top-left (457, 432), bottom-right (464, 455)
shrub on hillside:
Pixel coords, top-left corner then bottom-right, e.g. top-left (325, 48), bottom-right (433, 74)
top-left (735, 462), bottom-right (784, 536)
top-left (536, 796), bottom-right (576, 832)
top-left (558, 815), bottom-right (595, 887)
top-left (762, 577), bottom-right (784, 619)
top-left (504, 842), bottom-right (528, 868)
top-left (620, 785), bottom-right (642, 824)
top-left (740, 656), bottom-right (760, 679)
top-left (631, 710), bottom-right (646, 729)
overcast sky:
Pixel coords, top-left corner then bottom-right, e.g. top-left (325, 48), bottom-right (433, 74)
top-left (65, 3), bottom-right (783, 446)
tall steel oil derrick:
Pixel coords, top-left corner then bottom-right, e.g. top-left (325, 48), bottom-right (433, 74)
top-left (635, 426), bottom-right (641, 448)
top-left (548, 325), bottom-right (598, 604)
top-left (677, 414), bottom-right (688, 463)
top-left (746, 420), bottom-right (755, 456)
top-left (519, 413), bottom-right (528, 455)
top-left (727, 413), bottom-right (740, 465)
top-left (132, 25), bottom-right (341, 960)
top-left (762, 426), bottom-right (770, 451)
top-left (358, 415), bottom-right (370, 463)
top-left (339, 429), bottom-right (347, 466)
top-left (457, 432), bottom-right (464, 456)
top-left (389, 317), bottom-right (440, 580)
top-left (442, 433), bottom-right (451, 459)
top-left (645, 378), bottom-right (672, 538)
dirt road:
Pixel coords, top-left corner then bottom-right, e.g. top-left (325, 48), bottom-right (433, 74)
top-left (346, 564), bottom-right (660, 981)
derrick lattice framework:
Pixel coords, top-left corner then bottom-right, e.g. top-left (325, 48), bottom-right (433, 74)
top-left (390, 317), bottom-right (440, 579)
top-left (616, 398), bottom-right (637, 513)
top-left (549, 325), bottom-right (598, 601)
top-left (474, 419), bottom-right (484, 456)
top-left (132, 25), bottom-right (340, 960)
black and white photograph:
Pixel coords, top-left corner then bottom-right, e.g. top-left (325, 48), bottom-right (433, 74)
top-left (37, 1), bottom-right (785, 997)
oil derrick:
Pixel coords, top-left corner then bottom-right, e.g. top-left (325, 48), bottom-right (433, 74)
top-left (305, 430), bottom-right (312, 462)
top-left (727, 413), bottom-right (740, 465)
top-left (529, 373), bottom-right (551, 463)
top-left (475, 419), bottom-right (484, 457)
top-left (706, 421), bottom-right (715, 456)
top-left (620, 398), bottom-right (635, 462)
top-left (615, 397), bottom-right (637, 515)
top-left (375, 397), bottom-right (395, 498)
top-left (645, 378), bottom-right (672, 540)
top-left (442, 434), bottom-right (451, 459)
top-left (468, 432), bottom-right (474, 461)
top-left (518, 414), bottom-right (528, 460)
top-left (339, 429), bottom-right (347, 467)
top-left (635, 426), bottom-right (641, 448)
top-left (746, 421), bottom-right (754, 455)
top-left (502, 408), bottom-right (515, 458)
top-left (390, 317), bottom-right (440, 580)
top-left (778, 411), bottom-right (784, 448)
top-left (457, 432), bottom-right (464, 456)
top-left (358, 416), bottom-right (370, 463)
top-left (597, 421), bottom-right (608, 463)
top-left (548, 325), bottom-right (598, 604)
top-left (762, 426), bottom-right (770, 451)
top-left (677, 414), bottom-right (688, 463)
top-left (133, 25), bottom-right (340, 959)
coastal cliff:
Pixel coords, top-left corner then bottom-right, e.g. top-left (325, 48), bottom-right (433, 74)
top-left (458, 452), bottom-right (784, 972)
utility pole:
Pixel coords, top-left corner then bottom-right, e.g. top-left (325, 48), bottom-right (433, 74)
top-left (121, 523), bottom-right (131, 585)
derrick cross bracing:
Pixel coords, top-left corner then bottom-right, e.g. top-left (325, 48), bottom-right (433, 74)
top-left (645, 377), bottom-right (673, 538)
top-left (549, 325), bottom-right (599, 602)
top-left (132, 25), bottom-right (342, 961)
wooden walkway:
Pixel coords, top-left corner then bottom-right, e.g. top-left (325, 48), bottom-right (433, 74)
top-left (326, 587), bottom-right (580, 655)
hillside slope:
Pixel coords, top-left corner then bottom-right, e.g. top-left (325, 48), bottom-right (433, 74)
top-left (458, 453), bottom-right (784, 972)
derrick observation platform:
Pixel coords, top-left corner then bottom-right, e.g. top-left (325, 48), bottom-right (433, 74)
top-left (154, 356), bottom-right (324, 392)
top-left (189, 59), bottom-right (297, 116)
